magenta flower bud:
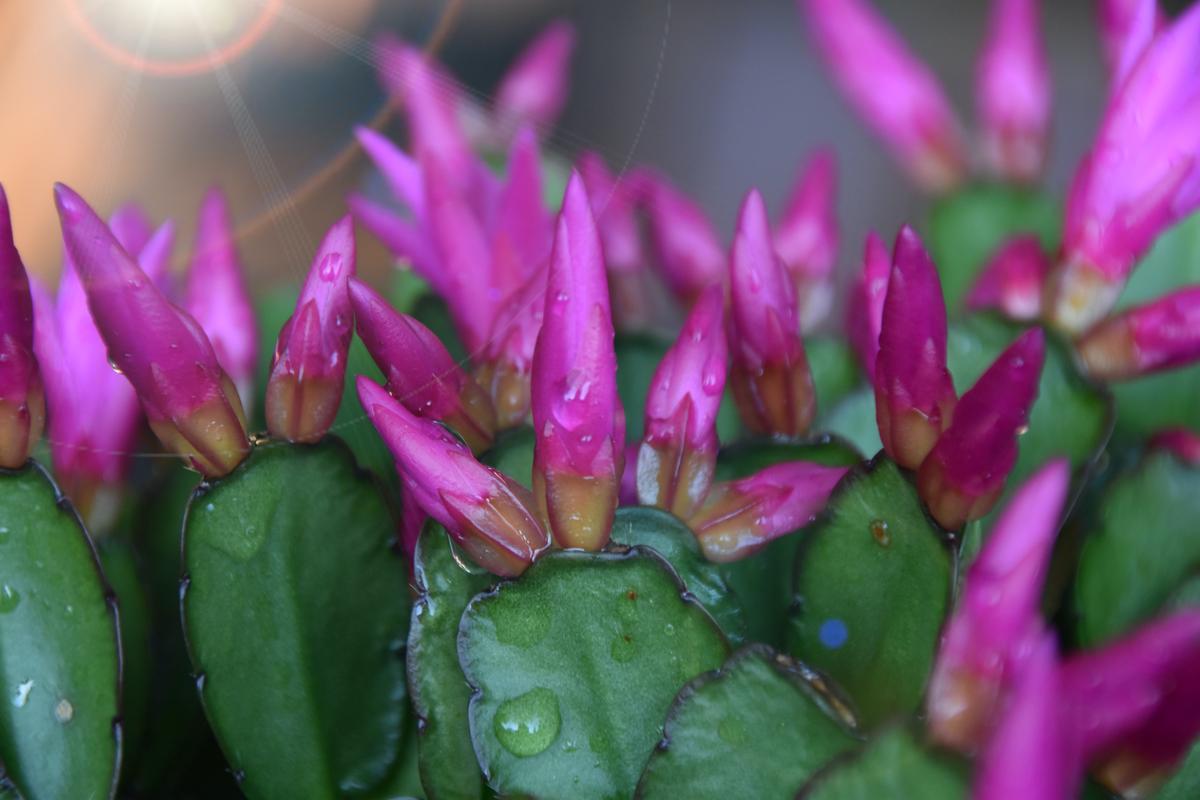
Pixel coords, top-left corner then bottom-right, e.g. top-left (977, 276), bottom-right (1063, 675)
top-left (800, 0), bottom-right (968, 193)
top-left (1077, 287), bottom-right (1200, 381)
top-left (640, 171), bottom-right (727, 303)
top-left (492, 126), bottom-right (552, 283)
top-left (1050, 3), bottom-right (1200, 333)
top-left (729, 189), bottom-right (817, 438)
top-left (976, 0), bottom-right (1052, 183)
top-left (494, 20), bottom-right (576, 138)
top-left (845, 231), bottom-right (890, 380)
top-left (359, 377), bottom-right (549, 577)
top-left (107, 203), bottom-right (153, 259)
top-left (399, 481), bottom-right (426, 565)
top-left (775, 149), bottom-right (838, 332)
top-left (475, 265), bottom-right (547, 430)
top-left (349, 278), bottom-right (497, 454)
top-left (619, 441), bottom-right (640, 507)
top-left (54, 183), bottom-right (248, 478)
top-left (0, 185), bottom-right (44, 469)
top-left (974, 633), bottom-right (1079, 800)
top-left (184, 188), bottom-right (258, 411)
top-left (874, 226), bottom-right (957, 469)
top-left (918, 328), bottom-right (1046, 530)
top-left (578, 152), bottom-right (644, 276)
top-left (966, 235), bottom-right (1052, 321)
top-left (346, 192), bottom-right (439, 288)
top-left (530, 172), bottom-right (624, 551)
top-left (1096, 0), bottom-right (1165, 79)
top-left (927, 459), bottom-right (1070, 751)
top-left (265, 216), bottom-right (356, 444)
top-left (688, 461), bottom-right (849, 562)
top-left (1060, 611), bottom-right (1200, 795)
top-left (108, 205), bottom-right (178, 299)
top-left (1149, 427), bottom-right (1200, 465)
top-left (637, 286), bottom-right (728, 518)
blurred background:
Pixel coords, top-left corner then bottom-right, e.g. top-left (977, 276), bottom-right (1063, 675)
top-left (1, 0), bottom-right (1189, 300)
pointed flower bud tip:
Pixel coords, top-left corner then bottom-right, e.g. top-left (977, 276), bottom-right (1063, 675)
top-left (531, 172), bottom-right (623, 550)
top-left (493, 125), bottom-right (552, 277)
top-left (917, 328), bottom-right (1046, 530)
top-left (494, 20), bottom-right (576, 135)
top-left (0, 184), bottom-right (45, 468)
top-left (846, 231), bottom-right (890, 379)
top-left (775, 149), bottom-right (838, 330)
top-left (874, 226), bottom-right (956, 469)
top-left (688, 461), bottom-right (849, 562)
top-left (349, 278), bottom-right (496, 453)
top-left (185, 188), bottom-right (258, 409)
top-left (265, 216), bottom-right (356, 444)
top-left (637, 286), bottom-right (728, 518)
top-left (729, 189), bottom-right (816, 438)
top-left (53, 183), bottom-right (248, 477)
top-left (640, 172), bottom-right (727, 302)
top-left (928, 458), bottom-right (1070, 750)
top-left (358, 376), bottom-right (548, 577)
top-left (800, 0), bottom-right (968, 192)
top-left (977, 0), bottom-right (1052, 183)
top-left (1052, 4), bottom-right (1200, 332)
top-left (1078, 287), bottom-right (1200, 381)
top-left (578, 151), bottom-right (644, 275)
top-left (966, 235), bottom-right (1051, 321)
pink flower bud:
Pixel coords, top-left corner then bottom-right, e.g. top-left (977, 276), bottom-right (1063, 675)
top-left (775, 149), bottom-right (838, 332)
top-left (966, 235), bottom-right (1052, 321)
top-left (1096, 0), bottom-right (1165, 80)
top-left (1149, 427), bottom-right (1200, 465)
top-left (531, 173), bottom-right (624, 550)
top-left (1077, 287), bottom-right (1200, 380)
top-left (0, 184), bottom-right (44, 469)
top-left (492, 126), bottom-right (552, 286)
top-left (494, 20), bottom-right (576, 138)
top-left (845, 231), bottom-right (890, 379)
top-left (359, 377), bottom-right (549, 577)
top-left (474, 264), bottom-right (547, 430)
top-left (54, 183), bottom-right (248, 478)
top-left (637, 286), bottom-right (728, 518)
top-left (578, 152), bottom-right (651, 329)
top-left (265, 217), bottom-right (356, 444)
top-left (639, 171), bottom-right (727, 303)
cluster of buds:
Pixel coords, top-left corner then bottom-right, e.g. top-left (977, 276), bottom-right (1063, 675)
top-left (801, 0), bottom-right (1050, 189)
top-left (868, 226), bottom-right (1044, 530)
top-left (926, 460), bottom-right (1200, 798)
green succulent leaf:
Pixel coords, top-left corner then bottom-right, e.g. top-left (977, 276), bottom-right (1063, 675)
top-left (459, 549), bottom-right (729, 799)
top-left (787, 457), bottom-right (953, 728)
top-left (806, 335), bottom-right (862, 414)
top-left (636, 645), bottom-right (859, 800)
top-left (610, 506), bottom-right (746, 643)
top-left (0, 463), bottom-right (122, 800)
top-left (182, 439), bottom-right (409, 799)
top-left (797, 726), bottom-right (968, 800)
top-left (925, 182), bottom-right (1060, 311)
top-left (1075, 451), bottom-right (1200, 647)
top-left (408, 524), bottom-right (497, 800)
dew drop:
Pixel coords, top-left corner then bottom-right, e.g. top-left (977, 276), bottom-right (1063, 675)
top-left (818, 618), bottom-right (848, 649)
top-left (195, 672), bottom-right (207, 693)
top-left (0, 526), bottom-right (8, 544)
top-left (11, 680), bottom-right (33, 708)
top-left (494, 688), bottom-right (561, 757)
top-left (869, 519), bottom-right (891, 547)
top-left (318, 253), bottom-right (343, 281)
top-left (0, 585), bottom-right (20, 614)
top-left (54, 698), bottom-right (74, 723)
top-left (107, 356), bottom-right (124, 375)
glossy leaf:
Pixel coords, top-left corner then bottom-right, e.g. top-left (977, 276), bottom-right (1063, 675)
top-left (788, 457), bottom-right (953, 727)
top-left (182, 439), bottom-right (409, 799)
top-left (459, 549), bottom-right (729, 799)
top-left (408, 524), bottom-right (495, 800)
top-left (637, 645), bottom-right (859, 799)
top-left (797, 726), bottom-right (968, 799)
top-left (0, 463), bottom-right (121, 800)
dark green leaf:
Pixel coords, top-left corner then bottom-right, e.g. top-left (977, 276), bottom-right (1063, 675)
top-left (1074, 451), bottom-right (1200, 647)
top-left (714, 436), bottom-right (862, 481)
top-left (806, 336), bottom-right (862, 415)
top-left (788, 458), bottom-right (953, 728)
top-left (0, 463), bottom-right (121, 800)
top-left (96, 537), bottom-right (150, 777)
top-left (459, 549), bottom-right (729, 799)
top-left (182, 439), bottom-right (409, 799)
top-left (926, 183), bottom-right (1060, 310)
top-left (408, 525), bottom-right (496, 800)
top-left (636, 645), bottom-right (859, 799)
top-left (797, 726), bottom-right (968, 800)
top-left (610, 506), bottom-right (746, 643)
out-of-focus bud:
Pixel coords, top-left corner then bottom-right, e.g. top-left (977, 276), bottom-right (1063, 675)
top-left (775, 149), bottom-right (838, 332)
top-left (636, 286), bottom-right (727, 519)
top-left (845, 231), bottom-right (890, 379)
top-left (800, 0), bottom-right (969, 193)
top-left (0, 184), bottom-right (44, 469)
top-left (359, 377), bottom-right (549, 577)
top-left (977, 0), bottom-right (1052, 183)
top-left (530, 173), bottom-right (624, 550)
top-left (1148, 427), bottom-right (1200, 464)
top-left (1077, 287), bottom-right (1200, 381)
top-left (265, 217), bottom-right (356, 444)
top-left (54, 183), bottom-right (248, 478)
top-left (639, 171), bottom-right (727, 304)
top-left (578, 151), bottom-right (651, 330)
top-left (475, 264), bottom-right (547, 429)
top-left (874, 226), bottom-right (957, 469)
top-left (687, 461), bottom-right (848, 562)
top-left (349, 278), bottom-right (496, 454)
top-left (492, 126), bottom-right (552, 287)
top-left (494, 20), bottom-right (577, 138)
top-left (184, 188), bottom-right (258, 411)
top-left (917, 329), bottom-right (1045, 530)
top-left (729, 189), bottom-right (816, 438)
top-left (927, 459), bottom-right (1070, 751)
top-left (1096, 0), bottom-right (1165, 80)
top-left (966, 235), bottom-right (1052, 321)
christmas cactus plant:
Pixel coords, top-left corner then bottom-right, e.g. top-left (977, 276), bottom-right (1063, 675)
top-left (2, 0), bottom-right (1200, 798)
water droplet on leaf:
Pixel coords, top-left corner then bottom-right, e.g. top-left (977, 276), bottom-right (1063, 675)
top-left (494, 688), bottom-right (561, 757)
